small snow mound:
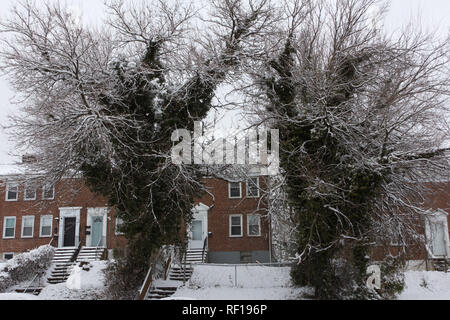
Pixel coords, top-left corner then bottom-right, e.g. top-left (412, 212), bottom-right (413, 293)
top-left (66, 261), bottom-right (107, 290)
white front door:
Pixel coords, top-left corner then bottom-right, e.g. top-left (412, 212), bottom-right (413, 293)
top-left (426, 210), bottom-right (450, 258)
top-left (190, 219), bottom-right (204, 249)
top-left (86, 208), bottom-right (108, 248)
top-left (431, 222), bottom-right (447, 257)
top-left (188, 203), bottom-right (209, 250)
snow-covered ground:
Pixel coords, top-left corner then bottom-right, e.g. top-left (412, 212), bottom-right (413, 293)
top-left (1, 262), bottom-right (450, 300)
top-left (398, 271), bottom-right (450, 300)
top-left (171, 265), bottom-right (312, 300)
top-left (0, 261), bottom-right (108, 300)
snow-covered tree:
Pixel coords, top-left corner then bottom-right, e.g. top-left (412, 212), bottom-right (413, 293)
top-left (0, 0), bottom-right (275, 292)
top-left (244, 0), bottom-right (450, 299)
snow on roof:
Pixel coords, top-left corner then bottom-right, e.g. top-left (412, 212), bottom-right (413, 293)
top-left (0, 163), bottom-right (26, 176)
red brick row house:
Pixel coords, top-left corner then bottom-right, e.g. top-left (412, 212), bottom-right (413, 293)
top-left (369, 181), bottom-right (450, 270)
top-left (0, 163), bottom-right (272, 264)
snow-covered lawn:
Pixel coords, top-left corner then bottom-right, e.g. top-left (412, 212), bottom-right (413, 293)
top-left (171, 265), bottom-right (312, 300)
top-left (399, 271), bottom-right (450, 300)
top-left (1, 261), bottom-right (450, 300)
top-left (0, 292), bottom-right (40, 300)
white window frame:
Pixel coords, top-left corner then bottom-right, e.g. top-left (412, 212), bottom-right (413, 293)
top-left (229, 214), bottom-right (243, 238)
top-left (21, 216), bottom-right (35, 238)
top-left (39, 215), bottom-right (53, 238)
top-left (2, 253), bottom-right (14, 260)
top-left (24, 184), bottom-right (37, 201)
top-left (3, 216), bottom-right (16, 239)
top-left (246, 177), bottom-right (260, 198)
top-left (5, 183), bottom-right (19, 202)
top-left (42, 184), bottom-right (55, 200)
top-left (228, 182), bottom-right (242, 199)
top-left (247, 214), bottom-right (262, 237)
top-left (115, 217), bottom-right (125, 235)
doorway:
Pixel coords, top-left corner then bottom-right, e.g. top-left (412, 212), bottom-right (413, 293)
top-left (63, 217), bottom-right (76, 247)
top-left (58, 207), bottom-right (81, 248)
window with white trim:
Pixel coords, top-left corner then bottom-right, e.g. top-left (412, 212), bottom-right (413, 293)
top-left (246, 177), bottom-right (260, 198)
top-left (6, 183), bottom-right (18, 201)
top-left (24, 184), bottom-right (37, 201)
top-left (3, 217), bottom-right (16, 239)
top-left (229, 215), bottom-right (243, 237)
top-left (228, 182), bottom-right (242, 199)
top-left (40, 215), bottom-right (53, 237)
top-left (2, 253), bottom-right (14, 261)
top-left (247, 214), bottom-right (261, 236)
top-left (21, 216), bottom-right (35, 238)
top-left (42, 184), bottom-right (54, 200)
top-left (115, 217), bottom-right (125, 235)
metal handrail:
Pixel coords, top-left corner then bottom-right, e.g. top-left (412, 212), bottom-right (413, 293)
top-left (201, 237), bottom-right (208, 263)
top-left (70, 241), bottom-right (82, 263)
top-left (138, 248), bottom-right (173, 300)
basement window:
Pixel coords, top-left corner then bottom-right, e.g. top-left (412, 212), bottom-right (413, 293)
top-left (2, 253), bottom-right (14, 261)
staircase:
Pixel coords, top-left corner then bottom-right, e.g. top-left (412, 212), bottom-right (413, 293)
top-left (15, 287), bottom-right (43, 295)
top-left (433, 258), bottom-right (450, 272)
top-left (168, 265), bottom-right (194, 282)
top-left (146, 251), bottom-right (202, 300)
top-left (47, 248), bottom-right (78, 284)
top-left (76, 247), bottom-right (106, 262)
top-left (185, 248), bottom-right (207, 264)
top-left (147, 285), bottom-right (180, 300)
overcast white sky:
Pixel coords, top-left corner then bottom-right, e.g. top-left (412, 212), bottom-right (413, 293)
top-left (0, 0), bottom-right (449, 164)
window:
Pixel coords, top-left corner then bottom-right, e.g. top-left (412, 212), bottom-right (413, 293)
top-left (3, 217), bottom-right (16, 239)
top-left (5, 183), bottom-right (18, 201)
top-left (240, 251), bottom-right (253, 264)
top-left (40, 215), bottom-right (53, 237)
top-left (228, 182), bottom-right (242, 199)
top-left (246, 177), bottom-right (260, 198)
top-left (24, 184), bottom-right (37, 201)
top-left (229, 215), bottom-right (243, 237)
top-left (42, 184), bottom-right (54, 200)
top-left (2, 253), bottom-right (14, 261)
top-left (247, 215), bottom-right (261, 237)
top-left (21, 216), bottom-right (35, 238)
top-left (115, 217), bottom-right (124, 235)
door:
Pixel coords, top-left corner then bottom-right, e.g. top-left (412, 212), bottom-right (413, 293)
top-left (431, 222), bottom-right (447, 257)
top-left (63, 217), bottom-right (76, 247)
top-left (91, 216), bottom-right (104, 247)
top-left (190, 219), bottom-right (204, 249)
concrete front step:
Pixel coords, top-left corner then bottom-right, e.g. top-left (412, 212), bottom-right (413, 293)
top-left (147, 287), bottom-right (178, 300)
top-left (15, 287), bottom-right (43, 295)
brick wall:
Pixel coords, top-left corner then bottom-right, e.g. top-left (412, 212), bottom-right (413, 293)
top-left (196, 177), bottom-right (270, 254)
top-left (0, 177), bottom-right (127, 257)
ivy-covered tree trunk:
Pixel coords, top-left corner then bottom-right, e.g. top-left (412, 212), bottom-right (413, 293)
top-left (250, 0), bottom-right (449, 299)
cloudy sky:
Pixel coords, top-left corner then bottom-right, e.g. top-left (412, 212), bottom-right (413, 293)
top-left (0, 0), bottom-right (449, 165)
